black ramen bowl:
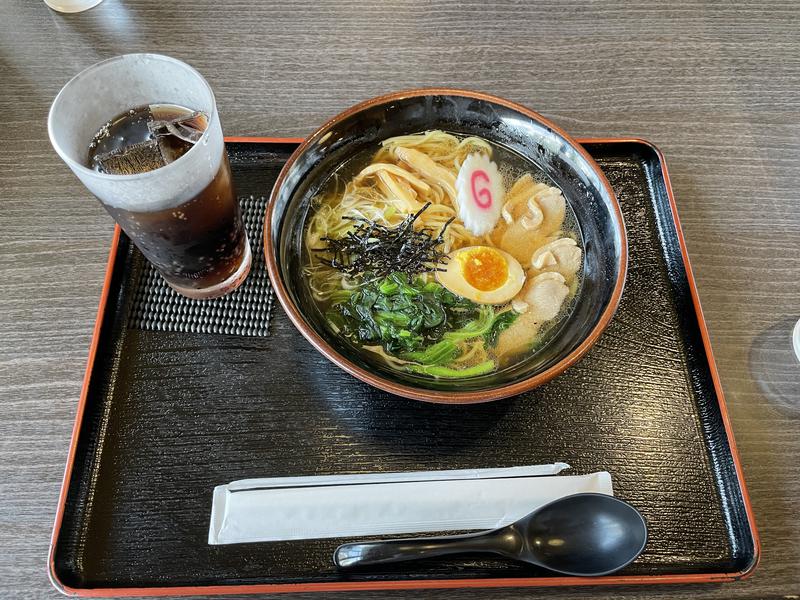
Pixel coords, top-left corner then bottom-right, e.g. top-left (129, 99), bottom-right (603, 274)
top-left (266, 89), bottom-right (627, 403)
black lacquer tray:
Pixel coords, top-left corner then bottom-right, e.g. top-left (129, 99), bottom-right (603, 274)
top-left (49, 138), bottom-right (758, 596)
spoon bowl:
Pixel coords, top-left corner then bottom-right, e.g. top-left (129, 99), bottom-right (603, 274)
top-left (334, 493), bottom-right (647, 576)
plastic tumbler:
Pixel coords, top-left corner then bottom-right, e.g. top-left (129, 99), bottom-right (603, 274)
top-left (48, 54), bottom-right (251, 299)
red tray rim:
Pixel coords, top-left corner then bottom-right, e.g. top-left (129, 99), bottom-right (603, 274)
top-left (48, 136), bottom-right (760, 597)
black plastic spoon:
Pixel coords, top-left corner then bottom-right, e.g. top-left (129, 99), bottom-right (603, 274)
top-left (334, 493), bottom-right (647, 576)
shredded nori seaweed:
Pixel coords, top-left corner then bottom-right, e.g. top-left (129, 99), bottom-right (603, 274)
top-left (318, 203), bottom-right (452, 279)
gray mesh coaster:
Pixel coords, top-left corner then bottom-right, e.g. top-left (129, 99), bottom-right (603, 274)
top-left (128, 195), bottom-right (273, 337)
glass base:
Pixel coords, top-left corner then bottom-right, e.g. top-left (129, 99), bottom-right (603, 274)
top-left (44, 0), bottom-right (104, 13)
top-left (167, 239), bottom-right (252, 300)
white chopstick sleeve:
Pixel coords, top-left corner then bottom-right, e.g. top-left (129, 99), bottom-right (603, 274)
top-left (208, 465), bottom-right (612, 545)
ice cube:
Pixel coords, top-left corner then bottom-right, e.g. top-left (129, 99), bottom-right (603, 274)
top-left (148, 111), bottom-right (207, 144)
top-left (92, 139), bottom-right (167, 175)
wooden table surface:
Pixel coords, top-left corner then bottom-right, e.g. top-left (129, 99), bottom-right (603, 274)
top-left (1, 1), bottom-right (798, 598)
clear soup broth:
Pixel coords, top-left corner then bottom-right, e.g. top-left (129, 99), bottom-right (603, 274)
top-left (302, 130), bottom-right (582, 379)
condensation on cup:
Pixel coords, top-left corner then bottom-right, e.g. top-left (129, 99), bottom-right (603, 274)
top-left (48, 54), bottom-right (251, 299)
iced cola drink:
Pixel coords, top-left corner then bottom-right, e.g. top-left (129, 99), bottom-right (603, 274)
top-left (49, 55), bottom-right (250, 299)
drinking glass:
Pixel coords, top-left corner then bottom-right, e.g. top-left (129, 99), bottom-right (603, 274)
top-left (49, 54), bottom-right (251, 299)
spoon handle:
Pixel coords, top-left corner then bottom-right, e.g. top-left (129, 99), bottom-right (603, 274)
top-left (334, 529), bottom-right (511, 568)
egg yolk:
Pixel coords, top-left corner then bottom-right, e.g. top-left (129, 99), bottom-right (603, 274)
top-left (458, 247), bottom-right (509, 291)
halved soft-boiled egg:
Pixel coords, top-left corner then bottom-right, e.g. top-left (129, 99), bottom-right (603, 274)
top-left (436, 246), bottom-right (525, 305)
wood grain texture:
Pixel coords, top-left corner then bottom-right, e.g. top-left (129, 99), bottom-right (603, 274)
top-left (0, 1), bottom-right (798, 599)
